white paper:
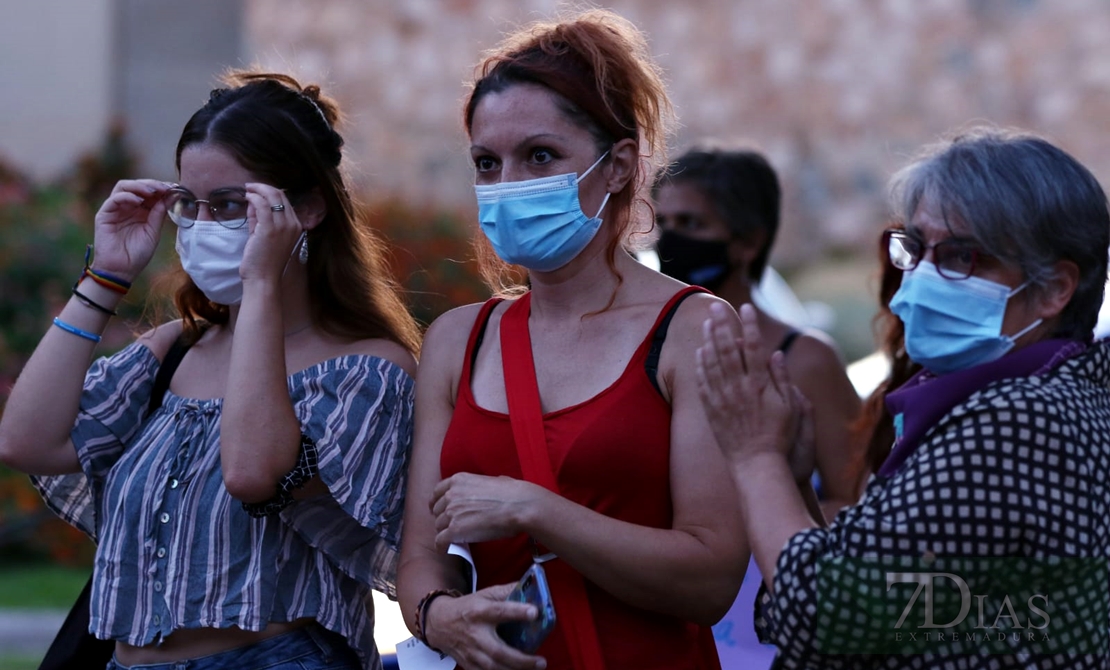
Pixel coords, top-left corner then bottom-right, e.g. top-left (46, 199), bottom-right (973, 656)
top-left (448, 542), bottom-right (477, 592)
top-left (395, 636), bottom-right (457, 670)
top-left (396, 543), bottom-right (476, 670)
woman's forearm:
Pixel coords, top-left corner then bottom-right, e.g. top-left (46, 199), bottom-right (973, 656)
top-left (220, 279), bottom-right (301, 501)
top-left (0, 280), bottom-right (121, 474)
top-left (521, 490), bottom-right (747, 625)
top-left (730, 451), bottom-right (817, 592)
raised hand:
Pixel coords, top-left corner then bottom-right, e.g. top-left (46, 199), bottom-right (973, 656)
top-left (786, 386), bottom-right (817, 485)
top-left (240, 183), bottom-right (305, 283)
top-left (695, 302), bottom-right (803, 467)
top-left (92, 179), bottom-right (173, 281)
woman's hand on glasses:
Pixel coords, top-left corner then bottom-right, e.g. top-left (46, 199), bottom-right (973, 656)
top-left (239, 182), bottom-right (305, 284)
top-left (92, 179), bottom-right (174, 282)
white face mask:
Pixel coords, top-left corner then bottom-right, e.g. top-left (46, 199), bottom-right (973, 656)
top-left (175, 220), bottom-right (250, 305)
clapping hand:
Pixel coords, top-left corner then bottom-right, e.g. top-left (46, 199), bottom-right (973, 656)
top-left (695, 302), bottom-right (814, 482)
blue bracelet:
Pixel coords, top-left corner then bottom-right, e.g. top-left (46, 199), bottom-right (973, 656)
top-left (52, 317), bottom-right (102, 343)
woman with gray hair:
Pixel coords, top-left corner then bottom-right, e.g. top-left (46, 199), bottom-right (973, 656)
top-left (696, 126), bottom-right (1110, 669)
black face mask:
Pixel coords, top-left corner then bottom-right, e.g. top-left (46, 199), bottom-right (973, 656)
top-left (655, 229), bottom-right (731, 292)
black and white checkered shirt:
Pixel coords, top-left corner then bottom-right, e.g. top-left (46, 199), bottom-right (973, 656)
top-left (757, 340), bottom-right (1110, 669)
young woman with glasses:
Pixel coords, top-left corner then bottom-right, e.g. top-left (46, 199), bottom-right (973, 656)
top-left (0, 71), bottom-right (420, 669)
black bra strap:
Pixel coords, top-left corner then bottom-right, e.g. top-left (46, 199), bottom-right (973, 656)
top-left (779, 329), bottom-right (802, 356)
top-left (470, 303), bottom-right (501, 370)
top-left (645, 291), bottom-right (702, 398)
top-left (146, 325), bottom-right (207, 418)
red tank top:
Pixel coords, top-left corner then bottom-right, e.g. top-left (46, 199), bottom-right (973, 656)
top-left (440, 287), bottom-right (721, 670)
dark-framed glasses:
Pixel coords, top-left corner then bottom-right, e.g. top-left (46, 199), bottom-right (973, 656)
top-left (164, 186), bottom-right (249, 229)
top-left (883, 228), bottom-right (984, 280)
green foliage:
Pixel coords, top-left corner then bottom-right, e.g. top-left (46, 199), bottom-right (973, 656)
top-left (0, 564), bottom-right (89, 609)
top-left (0, 132), bottom-right (148, 568)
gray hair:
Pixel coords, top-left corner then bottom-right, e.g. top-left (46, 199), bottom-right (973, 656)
top-left (888, 126), bottom-right (1110, 341)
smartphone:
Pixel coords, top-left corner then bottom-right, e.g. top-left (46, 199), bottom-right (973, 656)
top-left (496, 563), bottom-right (557, 653)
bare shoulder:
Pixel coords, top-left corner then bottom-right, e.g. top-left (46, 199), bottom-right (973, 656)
top-left (785, 330), bottom-right (861, 408)
top-left (134, 320), bottom-right (187, 361)
top-left (652, 291), bottom-right (734, 401)
top-left (786, 329), bottom-right (849, 374)
top-left (422, 302), bottom-right (496, 365)
top-left (664, 291), bottom-right (737, 347)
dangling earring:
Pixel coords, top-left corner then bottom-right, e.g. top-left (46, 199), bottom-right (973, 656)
top-left (298, 231), bottom-right (309, 264)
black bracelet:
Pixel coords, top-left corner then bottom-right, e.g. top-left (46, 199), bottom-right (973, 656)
top-left (415, 588), bottom-right (463, 651)
top-left (72, 287), bottom-right (117, 316)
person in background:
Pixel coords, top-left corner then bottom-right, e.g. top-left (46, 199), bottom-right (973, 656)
top-left (0, 71), bottom-right (420, 670)
top-left (397, 9), bottom-right (747, 670)
top-left (697, 126), bottom-right (1110, 668)
top-left (652, 145), bottom-right (864, 519)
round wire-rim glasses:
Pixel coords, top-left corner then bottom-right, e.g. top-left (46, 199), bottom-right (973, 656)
top-left (883, 228), bottom-right (982, 280)
top-left (163, 186), bottom-right (250, 229)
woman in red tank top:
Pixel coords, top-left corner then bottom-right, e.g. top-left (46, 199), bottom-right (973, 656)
top-left (397, 10), bottom-right (749, 669)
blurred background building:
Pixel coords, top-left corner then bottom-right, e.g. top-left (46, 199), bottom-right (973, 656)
top-left (6, 0), bottom-right (1110, 270)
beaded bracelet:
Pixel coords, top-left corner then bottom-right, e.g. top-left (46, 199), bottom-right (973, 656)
top-left (52, 317), bottom-right (102, 343)
top-left (414, 588), bottom-right (462, 651)
top-left (72, 287), bottom-right (117, 317)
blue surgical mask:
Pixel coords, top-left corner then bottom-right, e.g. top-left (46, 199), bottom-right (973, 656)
top-left (475, 151), bottom-right (611, 272)
top-left (890, 261), bottom-right (1042, 375)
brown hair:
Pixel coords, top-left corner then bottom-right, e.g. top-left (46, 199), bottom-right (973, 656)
top-left (849, 226), bottom-right (921, 476)
top-left (463, 9), bottom-right (674, 294)
top-left (170, 70), bottom-right (421, 354)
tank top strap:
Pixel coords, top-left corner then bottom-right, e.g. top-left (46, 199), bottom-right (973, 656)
top-left (460, 297), bottom-right (505, 387)
top-left (641, 286), bottom-right (710, 397)
top-left (778, 328), bottom-right (802, 355)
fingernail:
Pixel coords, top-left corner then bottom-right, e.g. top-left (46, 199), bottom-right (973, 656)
top-left (527, 606), bottom-right (538, 619)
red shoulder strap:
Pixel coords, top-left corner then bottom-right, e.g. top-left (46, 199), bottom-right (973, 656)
top-left (500, 293), bottom-right (607, 670)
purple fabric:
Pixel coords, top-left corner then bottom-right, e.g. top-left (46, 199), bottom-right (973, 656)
top-left (879, 338), bottom-right (1086, 478)
top-left (712, 557), bottom-right (777, 669)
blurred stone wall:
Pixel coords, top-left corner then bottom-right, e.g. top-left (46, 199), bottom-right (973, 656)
top-left (247, 0), bottom-right (1110, 269)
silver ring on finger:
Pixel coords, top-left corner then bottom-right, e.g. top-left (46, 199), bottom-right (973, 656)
top-left (270, 204), bottom-right (285, 212)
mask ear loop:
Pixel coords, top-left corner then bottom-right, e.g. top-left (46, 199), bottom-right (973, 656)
top-left (578, 149), bottom-right (613, 220)
top-left (576, 150), bottom-right (611, 183)
top-left (1002, 280), bottom-right (1042, 342)
top-left (593, 192), bottom-right (612, 220)
top-left (1006, 318), bottom-right (1042, 342)
top-left (1007, 280), bottom-right (1031, 299)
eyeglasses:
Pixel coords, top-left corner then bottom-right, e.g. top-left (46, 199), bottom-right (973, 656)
top-left (883, 228), bottom-right (983, 280)
top-left (163, 186), bottom-right (249, 229)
